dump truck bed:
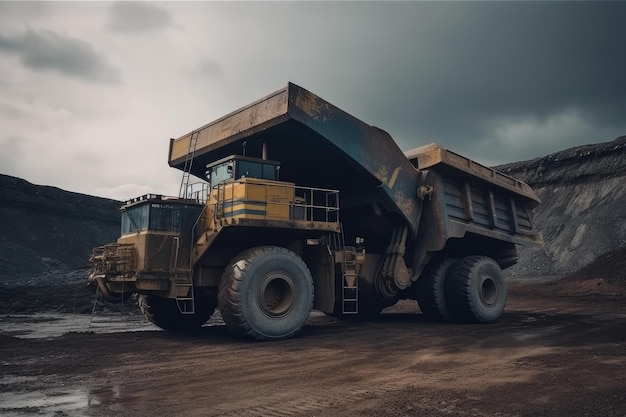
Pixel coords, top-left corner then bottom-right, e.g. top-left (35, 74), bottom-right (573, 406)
top-left (169, 83), bottom-right (540, 247)
top-left (169, 83), bottom-right (422, 233)
top-left (405, 143), bottom-right (539, 204)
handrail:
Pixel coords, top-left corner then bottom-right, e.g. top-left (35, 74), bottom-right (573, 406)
top-left (191, 204), bottom-right (209, 248)
top-left (185, 182), bottom-right (210, 203)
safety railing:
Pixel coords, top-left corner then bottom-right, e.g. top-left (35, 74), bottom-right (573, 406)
top-left (192, 204), bottom-right (209, 245)
top-left (192, 180), bottom-right (340, 244)
top-left (183, 182), bottom-right (210, 203)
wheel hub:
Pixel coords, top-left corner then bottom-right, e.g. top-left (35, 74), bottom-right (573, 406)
top-left (259, 273), bottom-right (295, 317)
top-left (479, 275), bottom-right (498, 305)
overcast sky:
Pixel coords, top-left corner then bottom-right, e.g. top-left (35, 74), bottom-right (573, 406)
top-left (1, 1), bottom-right (624, 201)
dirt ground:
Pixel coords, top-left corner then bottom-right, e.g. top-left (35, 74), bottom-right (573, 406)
top-left (1, 279), bottom-right (625, 417)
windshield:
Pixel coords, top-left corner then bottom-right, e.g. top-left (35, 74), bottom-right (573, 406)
top-left (121, 204), bottom-right (149, 234)
top-left (237, 160), bottom-right (277, 180)
top-left (149, 204), bottom-right (182, 232)
top-left (121, 202), bottom-right (202, 235)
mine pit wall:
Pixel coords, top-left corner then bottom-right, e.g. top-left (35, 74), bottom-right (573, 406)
top-left (499, 136), bottom-right (626, 276)
top-left (0, 174), bottom-right (121, 282)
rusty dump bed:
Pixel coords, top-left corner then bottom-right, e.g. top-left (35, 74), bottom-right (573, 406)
top-left (406, 144), bottom-right (543, 255)
top-left (169, 83), bottom-right (539, 239)
top-left (405, 143), bottom-right (539, 203)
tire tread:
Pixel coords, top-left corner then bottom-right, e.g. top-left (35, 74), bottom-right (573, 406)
top-left (218, 246), bottom-right (313, 340)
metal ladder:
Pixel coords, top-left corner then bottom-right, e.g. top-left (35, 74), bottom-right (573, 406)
top-left (334, 224), bottom-right (358, 315)
top-left (341, 249), bottom-right (359, 315)
top-left (174, 271), bottom-right (195, 315)
top-left (179, 130), bottom-right (200, 198)
top-left (175, 131), bottom-right (199, 313)
top-left (170, 237), bottom-right (195, 314)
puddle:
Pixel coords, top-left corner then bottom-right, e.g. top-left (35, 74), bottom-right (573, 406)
top-left (0, 389), bottom-right (88, 416)
top-left (0, 374), bottom-right (131, 416)
top-left (513, 324), bottom-right (564, 341)
top-left (0, 313), bottom-right (157, 339)
top-left (0, 313), bottom-right (163, 416)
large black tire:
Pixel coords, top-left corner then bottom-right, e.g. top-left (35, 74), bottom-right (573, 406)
top-left (218, 246), bottom-right (314, 341)
top-left (138, 291), bottom-right (216, 332)
top-left (447, 256), bottom-right (507, 323)
top-left (416, 257), bottom-right (457, 321)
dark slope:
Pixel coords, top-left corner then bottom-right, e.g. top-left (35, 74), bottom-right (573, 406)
top-left (498, 136), bottom-right (626, 275)
top-left (0, 174), bottom-right (121, 282)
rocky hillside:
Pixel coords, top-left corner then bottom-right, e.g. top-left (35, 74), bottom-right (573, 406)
top-left (0, 174), bottom-right (121, 283)
top-left (499, 136), bottom-right (626, 276)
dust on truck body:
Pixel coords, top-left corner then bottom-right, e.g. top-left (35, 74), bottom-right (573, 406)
top-left (90, 83), bottom-right (543, 340)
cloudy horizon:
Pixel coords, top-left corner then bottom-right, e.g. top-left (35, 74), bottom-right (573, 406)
top-left (1, 2), bottom-right (624, 201)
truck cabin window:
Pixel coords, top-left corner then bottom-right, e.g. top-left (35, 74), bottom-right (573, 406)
top-left (237, 160), bottom-right (277, 181)
top-left (121, 204), bottom-right (149, 234)
top-left (121, 203), bottom-right (186, 234)
top-left (208, 157), bottom-right (279, 188)
top-left (209, 162), bottom-right (235, 187)
top-left (149, 204), bottom-right (182, 232)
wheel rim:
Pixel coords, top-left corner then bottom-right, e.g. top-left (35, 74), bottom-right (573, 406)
top-left (259, 273), bottom-right (295, 317)
top-left (479, 275), bottom-right (498, 305)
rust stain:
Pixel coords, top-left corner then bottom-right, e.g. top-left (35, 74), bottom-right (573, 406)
top-left (388, 167), bottom-right (401, 189)
top-left (295, 90), bottom-right (332, 123)
top-left (393, 189), bottom-right (417, 218)
top-left (377, 165), bottom-right (389, 184)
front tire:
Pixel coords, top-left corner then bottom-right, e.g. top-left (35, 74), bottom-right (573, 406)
top-left (447, 256), bottom-right (507, 323)
top-left (218, 246), bottom-right (314, 341)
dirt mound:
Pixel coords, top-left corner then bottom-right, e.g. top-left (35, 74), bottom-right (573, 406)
top-left (0, 268), bottom-right (136, 314)
top-left (499, 136), bottom-right (626, 276)
top-left (0, 174), bottom-right (121, 282)
top-left (556, 247), bottom-right (626, 296)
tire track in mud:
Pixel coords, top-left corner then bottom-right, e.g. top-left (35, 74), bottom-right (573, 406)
top-left (215, 379), bottom-right (410, 417)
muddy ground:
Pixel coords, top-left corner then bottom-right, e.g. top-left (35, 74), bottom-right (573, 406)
top-left (1, 278), bottom-right (625, 417)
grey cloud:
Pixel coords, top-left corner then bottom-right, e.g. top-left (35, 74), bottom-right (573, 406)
top-left (0, 29), bottom-right (121, 83)
top-left (0, 2), bottom-right (49, 19)
top-left (107, 2), bottom-right (174, 33)
top-left (299, 1), bottom-right (626, 163)
top-left (0, 136), bottom-right (27, 176)
top-left (0, 102), bottom-right (26, 119)
top-left (188, 58), bottom-right (223, 79)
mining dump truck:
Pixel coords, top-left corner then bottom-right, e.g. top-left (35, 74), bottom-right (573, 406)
top-left (90, 83), bottom-right (543, 340)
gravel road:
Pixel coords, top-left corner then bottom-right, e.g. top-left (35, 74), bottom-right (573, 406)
top-left (1, 282), bottom-right (624, 417)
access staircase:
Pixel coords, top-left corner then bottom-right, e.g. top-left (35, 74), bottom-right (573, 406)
top-left (175, 130), bottom-right (200, 313)
top-left (341, 249), bottom-right (359, 315)
top-left (331, 226), bottom-right (359, 315)
top-left (179, 130), bottom-right (200, 199)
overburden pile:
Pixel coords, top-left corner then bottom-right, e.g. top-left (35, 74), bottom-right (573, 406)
top-left (499, 135), bottom-right (626, 277)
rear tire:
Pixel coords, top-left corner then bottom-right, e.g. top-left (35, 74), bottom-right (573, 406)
top-left (447, 256), bottom-right (507, 323)
top-left (218, 246), bottom-right (314, 341)
top-left (138, 291), bottom-right (216, 331)
top-left (416, 257), bottom-right (457, 321)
